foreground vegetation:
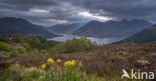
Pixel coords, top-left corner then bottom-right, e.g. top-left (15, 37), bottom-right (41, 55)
top-left (0, 58), bottom-right (146, 81)
top-left (0, 34), bottom-right (155, 81)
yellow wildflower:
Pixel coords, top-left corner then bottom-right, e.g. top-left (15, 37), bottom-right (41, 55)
top-left (64, 60), bottom-right (76, 67)
top-left (41, 64), bottom-right (46, 69)
top-left (47, 58), bottom-right (55, 64)
top-left (64, 61), bottom-right (69, 67)
top-left (57, 58), bottom-right (62, 63)
top-left (71, 60), bottom-right (76, 66)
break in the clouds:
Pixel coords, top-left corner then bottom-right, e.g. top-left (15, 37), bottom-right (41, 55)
top-left (0, 0), bottom-right (156, 26)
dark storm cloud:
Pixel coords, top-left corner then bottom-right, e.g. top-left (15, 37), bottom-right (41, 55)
top-left (67, 0), bottom-right (156, 20)
top-left (0, 0), bottom-right (156, 26)
top-left (0, 0), bottom-right (58, 10)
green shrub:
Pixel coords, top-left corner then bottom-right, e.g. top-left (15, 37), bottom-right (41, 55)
top-left (30, 41), bottom-right (42, 49)
top-left (18, 48), bottom-right (26, 54)
top-left (52, 37), bottom-right (97, 53)
top-left (51, 43), bottom-right (66, 54)
top-left (41, 50), bottom-right (49, 54)
top-left (10, 52), bottom-right (18, 58)
top-left (22, 43), bottom-right (32, 51)
top-left (33, 49), bottom-right (39, 54)
top-left (23, 70), bottom-right (41, 79)
top-left (29, 39), bottom-right (60, 50)
top-left (14, 38), bottom-right (21, 43)
top-left (0, 42), bottom-right (13, 52)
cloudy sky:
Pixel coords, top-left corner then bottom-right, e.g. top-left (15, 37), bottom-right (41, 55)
top-left (0, 0), bottom-right (156, 26)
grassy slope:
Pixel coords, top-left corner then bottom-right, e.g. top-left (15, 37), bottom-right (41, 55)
top-left (2, 43), bottom-right (156, 77)
top-left (0, 34), bottom-right (156, 80)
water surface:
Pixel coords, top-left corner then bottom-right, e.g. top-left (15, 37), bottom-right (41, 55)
top-left (48, 34), bottom-right (123, 45)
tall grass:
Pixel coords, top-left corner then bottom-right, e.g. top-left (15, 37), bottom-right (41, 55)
top-left (0, 59), bottom-right (147, 81)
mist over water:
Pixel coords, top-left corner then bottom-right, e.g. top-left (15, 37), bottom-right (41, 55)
top-left (48, 34), bottom-right (123, 45)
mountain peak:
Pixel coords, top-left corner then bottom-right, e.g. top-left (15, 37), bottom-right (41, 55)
top-left (74, 19), bottom-right (153, 38)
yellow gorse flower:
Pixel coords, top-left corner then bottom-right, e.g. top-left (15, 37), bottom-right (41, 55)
top-left (64, 61), bottom-right (70, 67)
top-left (41, 64), bottom-right (46, 69)
top-left (47, 58), bottom-right (55, 64)
top-left (64, 60), bottom-right (76, 67)
top-left (71, 60), bottom-right (76, 66)
top-left (57, 58), bottom-right (62, 63)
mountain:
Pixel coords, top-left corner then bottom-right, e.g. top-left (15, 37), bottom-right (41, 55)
top-left (0, 17), bottom-right (59, 38)
top-left (121, 24), bottom-right (156, 43)
top-left (73, 19), bottom-right (152, 38)
top-left (49, 23), bottom-right (82, 34)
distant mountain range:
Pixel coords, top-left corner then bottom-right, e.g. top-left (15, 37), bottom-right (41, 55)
top-left (73, 19), bottom-right (153, 38)
top-left (121, 24), bottom-right (156, 43)
top-left (0, 17), bottom-right (154, 42)
top-left (0, 17), bottom-right (59, 38)
top-left (49, 23), bottom-right (83, 34)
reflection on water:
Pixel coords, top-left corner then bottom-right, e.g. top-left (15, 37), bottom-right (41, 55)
top-left (48, 34), bottom-right (123, 45)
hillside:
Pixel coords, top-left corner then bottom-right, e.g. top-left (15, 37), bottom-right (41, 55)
top-left (1, 43), bottom-right (156, 81)
top-left (121, 25), bottom-right (156, 43)
top-left (73, 19), bottom-right (152, 38)
top-left (0, 34), bottom-right (156, 81)
top-left (0, 17), bottom-right (59, 38)
top-left (49, 23), bottom-right (82, 34)
top-left (0, 34), bottom-right (60, 58)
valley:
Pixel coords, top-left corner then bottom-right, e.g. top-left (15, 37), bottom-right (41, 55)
top-left (0, 17), bottom-right (156, 81)
top-left (49, 34), bottom-right (123, 45)
top-left (1, 0), bottom-right (156, 81)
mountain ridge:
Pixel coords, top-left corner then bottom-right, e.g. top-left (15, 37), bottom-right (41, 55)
top-left (120, 24), bottom-right (156, 43)
top-left (0, 17), bottom-right (59, 38)
top-left (73, 19), bottom-right (153, 38)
